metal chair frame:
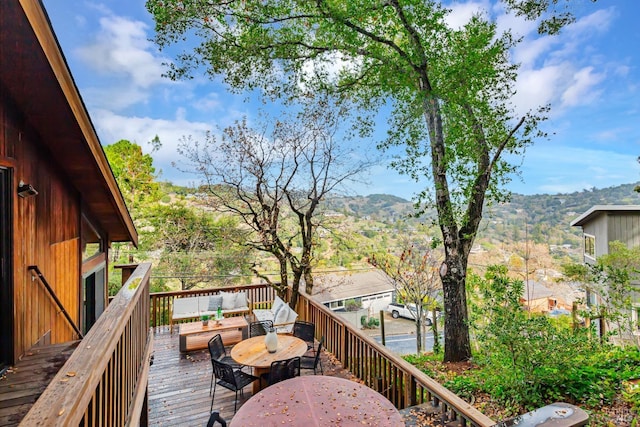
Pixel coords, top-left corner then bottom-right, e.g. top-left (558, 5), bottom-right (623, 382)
top-left (292, 320), bottom-right (315, 353)
top-left (211, 359), bottom-right (258, 413)
top-left (208, 334), bottom-right (242, 395)
top-left (261, 356), bottom-right (301, 388)
top-left (300, 335), bottom-right (324, 374)
top-left (249, 320), bottom-right (273, 337)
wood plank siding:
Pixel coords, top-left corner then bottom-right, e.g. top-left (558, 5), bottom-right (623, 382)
top-left (608, 212), bottom-right (640, 249)
top-left (0, 0), bottom-right (137, 364)
top-left (1, 86), bottom-right (82, 358)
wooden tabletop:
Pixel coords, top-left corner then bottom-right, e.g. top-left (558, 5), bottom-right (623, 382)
top-left (231, 375), bottom-right (404, 426)
top-left (178, 316), bottom-right (248, 336)
top-left (230, 335), bottom-right (307, 368)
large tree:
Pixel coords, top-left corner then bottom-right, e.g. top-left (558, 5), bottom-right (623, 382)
top-left (178, 99), bottom-right (370, 307)
top-left (148, 0), bottom-right (585, 361)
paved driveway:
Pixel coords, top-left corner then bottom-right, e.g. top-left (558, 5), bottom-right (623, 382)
top-left (363, 312), bottom-right (442, 355)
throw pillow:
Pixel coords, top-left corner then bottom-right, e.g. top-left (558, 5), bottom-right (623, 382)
top-left (234, 291), bottom-right (247, 308)
top-left (208, 295), bottom-right (223, 311)
top-left (274, 304), bottom-right (290, 325)
top-left (286, 306), bottom-right (299, 325)
top-left (271, 295), bottom-right (285, 316)
top-left (220, 291), bottom-right (236, 310)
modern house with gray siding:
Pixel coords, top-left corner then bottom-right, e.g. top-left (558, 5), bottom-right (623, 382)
top-left (571, 205), bottom-right (640, 339)
top-left (570, 205), bottom-right (640, 264)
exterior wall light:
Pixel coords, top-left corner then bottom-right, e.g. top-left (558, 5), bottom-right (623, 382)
top-left (17, 180), bottom-right (38, 198)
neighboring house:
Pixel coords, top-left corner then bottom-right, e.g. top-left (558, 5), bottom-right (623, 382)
top-left (310, 270), bottom-right (395, 313)
top-left (520, 280), bottom-right (568, 313)
top-left (571, 205), bottom-right (640, 335)
top-left (0, 0), bottom-right (137, 377)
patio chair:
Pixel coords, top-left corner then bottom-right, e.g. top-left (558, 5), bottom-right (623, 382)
top-left (211, 359), bottom-right (258, 413)
top-left (249, 320), bottom-right (273, 337)
top-left (300, 336), bottom-right (324, 375)
top-left (292, 320), bottom-right (315, 353)
top-left (260, 356), bottom-right (300, 388)
top-left (206, 410), bottom-right (227, 427)
top-left (208, 334), bottom-right (242, 395)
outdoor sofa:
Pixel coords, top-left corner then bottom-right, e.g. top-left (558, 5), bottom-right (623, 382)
top-left (170, 291), bottom-right (251, 331)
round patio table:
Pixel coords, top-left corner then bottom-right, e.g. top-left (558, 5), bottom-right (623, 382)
top-left (231, 375), bottom-right (403, 426)
top-left (230, 334), bottom-right (307, 394)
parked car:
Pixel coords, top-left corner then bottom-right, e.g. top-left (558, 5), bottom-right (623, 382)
top-left (386, 303), bottom-right (435, 326)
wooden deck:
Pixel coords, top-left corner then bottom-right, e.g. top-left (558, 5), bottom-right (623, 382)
top-left (148, 328), bottom-right (344, 426)
top-left (0, 341), bottom-right (79, 426)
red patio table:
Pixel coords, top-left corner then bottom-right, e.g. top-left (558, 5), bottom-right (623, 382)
top-left (231, 375), bottom-right (403, 426)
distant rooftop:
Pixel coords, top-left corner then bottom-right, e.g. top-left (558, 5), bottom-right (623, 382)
top-left (521, 281), bottom-right (553, 301)
top-left (309, 270), bottom-right (394, 303)
top-left (570, 205), bottom-right (640, 227)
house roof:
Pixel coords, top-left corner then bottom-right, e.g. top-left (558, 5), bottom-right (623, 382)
top-left (570, 205), bottom-right (640, 228)
top-left (309, 270), bottom-right (395, 303)
top-left (1, 0), bottom-right (137, 244)
top-left (521, 281), bottom-right (553, 301)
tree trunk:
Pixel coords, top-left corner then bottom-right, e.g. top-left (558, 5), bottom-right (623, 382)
top-left (432, 307), bottom-right (440, 353)
top-left (415, 307), bottom-right (423, 354)
top-left (290, 270), bottom-right (302, 310)
top-left (441, 253), bottom-right (472, 362)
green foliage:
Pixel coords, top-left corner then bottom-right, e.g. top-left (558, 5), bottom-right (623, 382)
top-left (104, 140), bottom-right (160, 218)
top-left (564, 241), bottom-right (640, 345)
top-left (146, 0), bottom-right (590, 362)
top-left (462, 264), bottom-right (640, 417)
top-left (360, 315), bottom-right (380, 329)
top-left (345, 299), bottom-right (361, 312)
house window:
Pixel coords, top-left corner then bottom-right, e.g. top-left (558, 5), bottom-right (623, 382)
top-left (329, 301), bottom-right (344, 310)
top-left (584, 234), bottom-right (595, 259)
top-left (81, 215), bottom-right (102, 261)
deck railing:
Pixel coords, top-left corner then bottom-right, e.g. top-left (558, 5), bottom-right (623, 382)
top-left (151, 282), bottom-right (495, 426)
top-left (20, 263), bottom-right (153, 426)
top-left (295, 290), bottom-right (496, 427)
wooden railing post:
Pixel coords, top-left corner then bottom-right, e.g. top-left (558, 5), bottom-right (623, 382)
top-left (115, 263), bottom-right (139, 287)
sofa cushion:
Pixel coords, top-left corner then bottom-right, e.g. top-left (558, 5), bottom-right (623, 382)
top-left (286, 306), bottom-right (298, 324)
top-left (208, 295), bottom-right (223, 311)
top-left (274, 303), bottom-right (291, 325)
top-left (220, 291), bottom-right (237, 310)
top-left (234, 291), bottom-right (248, 309)
top-left (271, 296), bottom-right (285, 316)
top-left (173, 297), bottom-right (199, 319)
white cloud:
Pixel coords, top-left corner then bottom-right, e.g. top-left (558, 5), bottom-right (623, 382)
top-left (512, 36), bottom-right (556, 68)
top-left (512, 64), bottom-right (565, 114)
top-left (76, 15), bottom-right (169, 89)
top-left (566, 8), bottom-right (615, 37)
top-left (445, 1), bottom-right (491, 29)
top-left (93, 109), bottom-right (213, 184)
top-left (560, 66), bottom-right (604, 107)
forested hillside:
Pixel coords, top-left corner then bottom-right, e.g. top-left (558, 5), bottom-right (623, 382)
top-left (326, 183), bottom-right (640, 248)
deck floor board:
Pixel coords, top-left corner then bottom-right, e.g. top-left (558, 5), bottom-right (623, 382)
top-left (147, 330), bottom-right (344, 426)
top-left (0, 328), bottom-right (383, 426)
top-left (0, 341), bottom-right (78, 426)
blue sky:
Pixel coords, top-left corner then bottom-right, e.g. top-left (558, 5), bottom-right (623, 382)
top-left (42, 0), bottom-right (640, 200)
